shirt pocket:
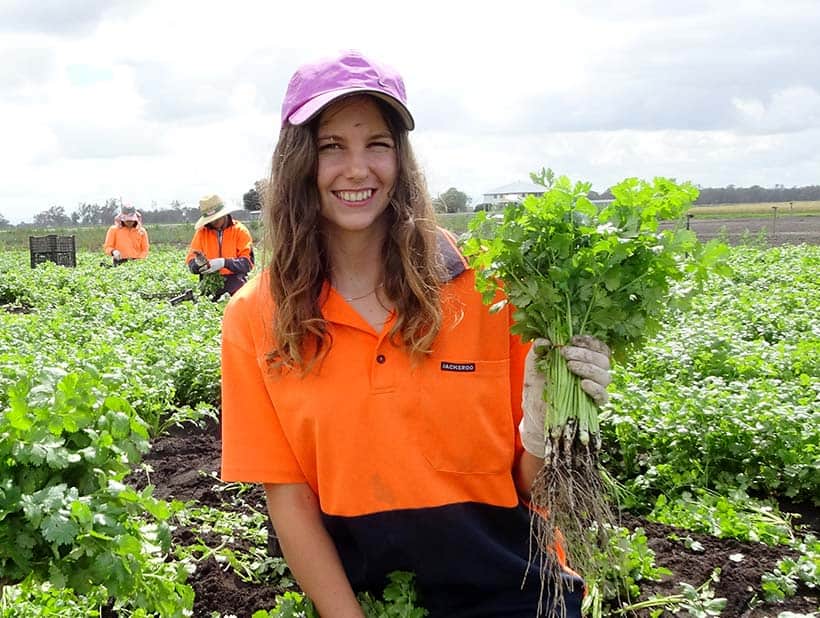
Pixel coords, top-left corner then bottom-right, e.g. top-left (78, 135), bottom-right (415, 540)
top-left (417, 358), bottom-right (515, 474)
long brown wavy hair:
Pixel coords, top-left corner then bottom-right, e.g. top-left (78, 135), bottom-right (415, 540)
top-left (264, 96), bottom-right (444, 373)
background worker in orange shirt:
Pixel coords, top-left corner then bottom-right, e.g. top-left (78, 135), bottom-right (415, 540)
top-left (220, 51), bottom-right (611, 617)
top-left (103, 204), bottom-right (149, 265)
top-left (185, 195), bottom-right (254, 299)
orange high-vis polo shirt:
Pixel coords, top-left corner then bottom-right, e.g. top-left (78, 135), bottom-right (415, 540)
top-left (185, 220), bottom-right (253, 276)
top-left (220, 229), bottom-right (583, 617)
top-left (103, 225), bottom-right (149, 259)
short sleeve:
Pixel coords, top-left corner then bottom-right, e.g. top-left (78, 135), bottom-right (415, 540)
top-left (220, 296), bottom-right (306, 484)
top-left (103, 226), bottom-right (116, 254)
top-left (185, 229), bottom-right (205, 265)
top-left (236, 225), bottom-right (254, 261)
top-left (139, 229), bottom-right (149, 258)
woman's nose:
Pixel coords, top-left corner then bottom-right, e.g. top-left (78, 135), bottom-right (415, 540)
top-left (343, 149), bottom-right (368, 181)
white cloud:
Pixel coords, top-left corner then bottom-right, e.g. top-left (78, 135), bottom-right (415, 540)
top-left (0, 45), bottom-right (56, 93)
top-left (0, 0), bottom-right (142, 36)
top-left (733, 87), bottom-right (820, 133)
top-left (416, 128), bottom-right (820, 200)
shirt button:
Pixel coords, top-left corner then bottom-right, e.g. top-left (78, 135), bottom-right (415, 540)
top-left (376, 354), bottom-right (386, 364)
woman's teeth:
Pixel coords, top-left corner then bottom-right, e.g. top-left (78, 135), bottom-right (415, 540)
top-left (336, 189), bottom-right (374, 202)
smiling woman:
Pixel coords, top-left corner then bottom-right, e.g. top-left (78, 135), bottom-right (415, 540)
top-left (218, 50), bottom-right (614, 618)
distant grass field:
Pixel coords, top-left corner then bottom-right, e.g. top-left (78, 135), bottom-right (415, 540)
top-left (690, 200), bottom-right (820, 217)
top-left (438, 201), bottom-right (820, 233)
top-left (1, 202), bottom-right (816, 250)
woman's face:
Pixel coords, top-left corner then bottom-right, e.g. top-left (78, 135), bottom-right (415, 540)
top-left (123, 219), bottom-right (137, 228)
top-left (315, 96), bottom-right (397, 236)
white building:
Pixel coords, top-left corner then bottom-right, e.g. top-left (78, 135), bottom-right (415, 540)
top-left (474, 181), bottom-right (546, 210)
top-left (474, 181), bottom-right (614, 211)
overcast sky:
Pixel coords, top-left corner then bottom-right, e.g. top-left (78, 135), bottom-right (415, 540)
top-left (1, 0), bottom-right (818, 223)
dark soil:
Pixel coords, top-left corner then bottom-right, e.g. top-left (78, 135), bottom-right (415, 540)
top-left (1, 302), bottom-right (32, 313)
top-left (129, 419), bottom-right (818, 617)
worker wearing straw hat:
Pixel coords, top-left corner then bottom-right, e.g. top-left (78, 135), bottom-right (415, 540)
top-left (185, 194), bottom-right (254, 299)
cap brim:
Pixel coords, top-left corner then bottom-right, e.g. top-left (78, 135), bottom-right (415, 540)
top-left (287, 88), bottom-right (415, 130)
top-left (195, 205), bottom-right (241, 230)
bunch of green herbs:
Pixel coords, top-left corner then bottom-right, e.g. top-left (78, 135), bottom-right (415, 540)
top-left (462, 168), bottom-right (730, 609)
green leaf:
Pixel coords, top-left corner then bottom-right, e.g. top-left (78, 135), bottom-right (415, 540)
top-left (70, 500), bottom-right (94, 526)
top-left (117, 533), bottom-right (143, 556)
top-left (6, 382), bottom-right (33, 432)
top-left (107, 410), bottom-right (131, 439)
top-left (41, 511), bottom-right (80, 546)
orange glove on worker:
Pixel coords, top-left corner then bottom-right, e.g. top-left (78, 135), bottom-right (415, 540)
top-left (519, 335), bottom-right (612, 458)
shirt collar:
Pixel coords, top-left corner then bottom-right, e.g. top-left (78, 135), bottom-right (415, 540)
top-left (436, 227), bottom-right (468, 282)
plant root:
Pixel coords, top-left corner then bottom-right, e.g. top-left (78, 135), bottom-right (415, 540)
top-left (528, 435), bottom-right (616, 617)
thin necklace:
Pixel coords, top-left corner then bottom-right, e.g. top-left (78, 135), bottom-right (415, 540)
top-left (343, 283), bottom-right (384, 302)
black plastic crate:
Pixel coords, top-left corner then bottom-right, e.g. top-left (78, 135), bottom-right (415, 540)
top-left (30, 234), bottom-right (57, 252)
top-left (29, 235), bottom-right (76, 268)
top-left (55, 236), bottom-right (75, 252)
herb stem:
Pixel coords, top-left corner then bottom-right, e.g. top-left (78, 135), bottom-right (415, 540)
top-left (613, 267), bottom-right (653, 294)
top-left (579, 286), bottom-right (597, 334)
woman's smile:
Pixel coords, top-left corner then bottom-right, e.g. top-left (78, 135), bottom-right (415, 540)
top-left (332, 188), bottom-right (376, 205)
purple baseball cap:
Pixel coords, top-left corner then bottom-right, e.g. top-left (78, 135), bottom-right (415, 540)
top-left (281, 50), bottom-right (415, 130)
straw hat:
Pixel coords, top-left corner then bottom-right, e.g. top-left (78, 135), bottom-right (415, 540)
top-left (195, 195), bottom-right (240, 229)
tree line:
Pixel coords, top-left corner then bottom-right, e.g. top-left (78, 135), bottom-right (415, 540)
top-left (587, 184), bottom-right (820, 205)
top-left (2, 183), bottom-right (819, 229)
top-left (0, 198), bottom-right (258, 230)
top-left (692, 184), bottom-right (820, 205)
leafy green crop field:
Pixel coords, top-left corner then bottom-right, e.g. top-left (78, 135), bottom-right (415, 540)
top-left (604, 245), bottom-right (819, 507)
top-left (0, 245), bottom-right (818, 616)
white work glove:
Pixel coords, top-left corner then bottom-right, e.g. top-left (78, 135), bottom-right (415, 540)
top-left (203, 257), bottom-right (225, 273)
top-left (112, 249), bottom-right (121, 259)
top-left (519, 335), bottom-right (612, 458)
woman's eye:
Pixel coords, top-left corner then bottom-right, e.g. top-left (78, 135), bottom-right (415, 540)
top-left (319, 142), bottom-right (341, 151)
top-left (369, 141), bottom-right (394, 151)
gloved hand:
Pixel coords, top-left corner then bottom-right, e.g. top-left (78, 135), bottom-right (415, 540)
top-left (561, 335), bottom-right (611, 406)
top-left (520, 338), bottom-right (550, 458)
top-left (112, 249), bottom-right (121, 259)
top-left (203, 257), bottom-right (225, 273)
top-left (191, 251), bottom-right (210, 274)
top-left (519, 335), bottom-right (612, 458)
